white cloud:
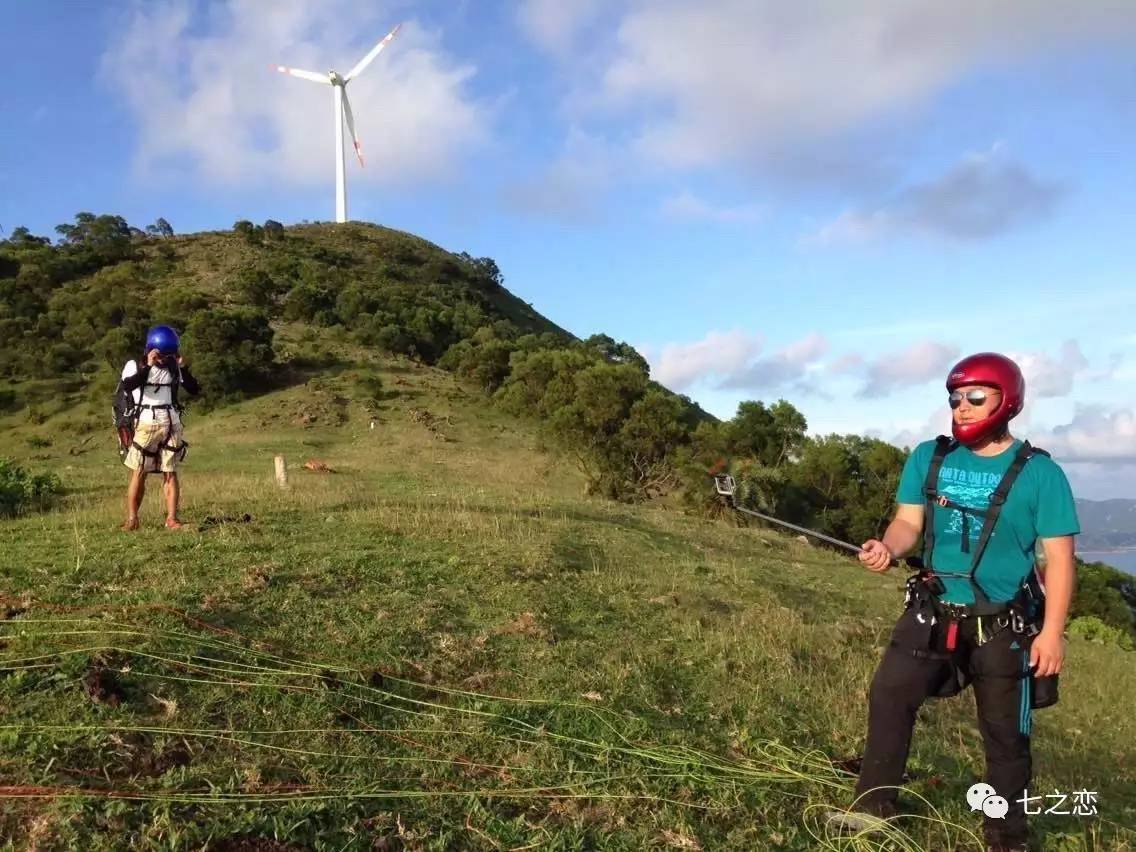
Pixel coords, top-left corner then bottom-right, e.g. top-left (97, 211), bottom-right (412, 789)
top-left (811, 145), bottom-right (1064, 243)
top-left (659, 191), bottom-right (764, 225)
top-left (827, 353), bottom-right (865, 375)
top-left (1011, 340), bottom-right (1090, 399)
top-left (888, 406), bottom-right (950, 451)
top-left (718, 332), bottom-right (829, 393)
top-left (517, 0), bottom-right (606, 56)
top-left (650, 330), bottom-right (832, 393)
top-left (887, 402), bottom-right (1136, 473)
top-left (652, 329), bottom-right (763, 391)
top-left (858, 340), bottom-right (960, 398)
top-left (1035, 407), bottom-right (1136, 464)
top-left (102, 2), bottom-right (489, 190)
top-left (558, 1), bottom-right (1136, 182)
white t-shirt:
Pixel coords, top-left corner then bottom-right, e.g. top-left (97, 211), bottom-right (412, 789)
top-left (121, 360), bottom-right (182, 426)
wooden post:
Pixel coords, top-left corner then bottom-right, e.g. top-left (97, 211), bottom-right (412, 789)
top-left (274, 455), bottom-right (288, 488)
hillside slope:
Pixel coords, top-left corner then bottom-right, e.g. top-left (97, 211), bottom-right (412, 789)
top-left (1, 220), bottom-right (569, 416)
top-left (1, 221), bottom-right (1134, 849)
top-left (1, 352), bottom-right (1133, 850)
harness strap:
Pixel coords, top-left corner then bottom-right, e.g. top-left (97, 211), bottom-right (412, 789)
top-left (921, 435), bottom-right (956, 572)
top-left (966, 441), bottom-right (1038, 582)
top-left (920, 437), bottom-right (1043, 613)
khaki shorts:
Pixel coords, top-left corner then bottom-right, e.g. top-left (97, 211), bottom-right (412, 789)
top-left (124, 422), bottom-right (186, 473)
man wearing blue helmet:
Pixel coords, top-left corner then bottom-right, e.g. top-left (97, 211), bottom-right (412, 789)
top-left (119, 325), bottom-right (200, 530)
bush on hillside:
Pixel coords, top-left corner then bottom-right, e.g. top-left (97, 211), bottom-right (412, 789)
top-left (0, 458), bottom-right (62, 518)
top-left (231, 267), bottom-right (282, 308)
top-left (1070, 560), bottom-right (1136, 638)
top-left (181, 307), bottom-right (277, 403)
top-left (1067, 615), bottom-right (1134, 650)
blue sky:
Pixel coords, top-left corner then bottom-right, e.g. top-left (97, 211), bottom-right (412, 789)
top-left (2, 1), bottom-right (1135, 498)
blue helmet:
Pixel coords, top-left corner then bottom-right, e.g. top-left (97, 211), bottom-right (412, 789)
top-left (145, 325), bottom-right (180, 354)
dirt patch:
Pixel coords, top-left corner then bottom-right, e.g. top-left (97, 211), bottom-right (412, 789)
top-left (198, 513), bottom-right (254, 532)
top-left (290, 383), bottom-right (349, 428)
top-left (460, 671), bottom-right (497, 690)
top-left (543, 799), bottom-right (624, 832)
top-left (703, 597), bottom-right (733, 615)
top-left (209, 839), bottom-right (310, 852)
top-left (493, 612), bottom-right (550, 641)
top-left (660, 829), bottom-right (703, 850)
top-left (134, 740), bottom-right (193, 777)
top-left (242, 563), bottom-right (274, 592)
top-left (82, 653), bottom-right (129, 707)
top-left (1, 594), bottom-right (32, 620)
top-left (408, 407), bottom-right (452, 441)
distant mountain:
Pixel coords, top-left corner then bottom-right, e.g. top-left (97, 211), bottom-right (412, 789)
top-left (1075, 498), bottom-right (1136, 550)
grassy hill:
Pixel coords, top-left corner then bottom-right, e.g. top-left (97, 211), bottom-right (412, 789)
top-left (1, 222), bottom-right (1135, 849)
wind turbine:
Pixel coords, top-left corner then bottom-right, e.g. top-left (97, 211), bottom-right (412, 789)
top-left (274, 24), bottom-right (401, 224)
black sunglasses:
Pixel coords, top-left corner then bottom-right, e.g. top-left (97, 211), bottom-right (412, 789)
top-left (949, 389), bottom-right (1000, 409)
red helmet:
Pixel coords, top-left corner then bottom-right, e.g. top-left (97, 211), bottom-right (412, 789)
top-left (946, 352), bottom-right (1025, 446)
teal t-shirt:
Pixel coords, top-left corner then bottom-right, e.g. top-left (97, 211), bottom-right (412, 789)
top-left (897, 439), bottom-right (1080, 604)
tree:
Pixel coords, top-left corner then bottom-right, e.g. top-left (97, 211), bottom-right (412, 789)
top-left (1070, 560), bottom-right (1136, 636)
top-left (6, 227), bottom-right (51, 247)
top-left (459, 253), bottom-right (504, 290)
top-left (146, 218), bottom-right (174, 238)
top-left (54, 212), bottom-right (131, 247)
top-left (263, 219), bottom-right (285, 239)
top-left (768, 399), bottom-right (808, 465)
top-left (581, 334), bottom-right (650, 375)
top-left (231, 267), bottom-right (280, 308)
top-left (181, 307), bottom-right (277, 400)
top-left (783, 434), bottom-right (906, 546)
top-left (234, 220), bottom-right (263, 245)
top-left (282, 282), bottom-right (335, 322)
top-left (616, 390), bottom-right (689, 497)
top-left (439, 337), bottom-right (515, 393)
top-left (548, 362), bottom-right (651, 497)
top-left (52, 213), bottom-right (135, 269)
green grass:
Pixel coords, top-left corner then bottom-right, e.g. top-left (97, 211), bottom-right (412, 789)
top-left (1, 357), bottom-right (1134, 850)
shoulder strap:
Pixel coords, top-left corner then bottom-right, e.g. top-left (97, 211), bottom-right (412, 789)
top-left (967, 441), bottom-right (1037, 608)
top-left (920, 435), bottom-right (957, 572)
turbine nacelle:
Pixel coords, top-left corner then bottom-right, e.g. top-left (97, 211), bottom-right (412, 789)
top-left (329, 71), bottom-right (345, 87)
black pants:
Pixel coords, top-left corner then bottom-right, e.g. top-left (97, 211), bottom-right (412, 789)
top-left (854, 608), bottom-right (1034, 844)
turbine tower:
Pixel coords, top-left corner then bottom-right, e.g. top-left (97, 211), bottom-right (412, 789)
top-left (274, 24), bottom-right (401, 223)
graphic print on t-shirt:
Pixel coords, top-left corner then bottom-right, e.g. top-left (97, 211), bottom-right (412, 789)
top-left (937, 466), bottom-right (1002, 543)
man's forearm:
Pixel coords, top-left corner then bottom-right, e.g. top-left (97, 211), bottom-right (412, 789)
top-left (1041, 555), bottom-right (1075, 635)
top-left (881, 519), bottom-right (922, 559)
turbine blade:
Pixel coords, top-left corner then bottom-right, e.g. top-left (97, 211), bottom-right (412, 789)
top-left (345, 23), bottom-right (401, 82)
top-left (273, 65), bottom-right (329, 84)
top-left (342, 92), bottom-right (364, 167)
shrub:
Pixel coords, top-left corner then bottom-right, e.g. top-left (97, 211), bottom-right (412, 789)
top-left (0, 458), bottom-right (62, 518)
top-left (1067, 616), bottom-right (1134, 651)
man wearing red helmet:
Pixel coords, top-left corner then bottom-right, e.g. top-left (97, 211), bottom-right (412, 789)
top-left (837, 352), bottom-right (1079, 852)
